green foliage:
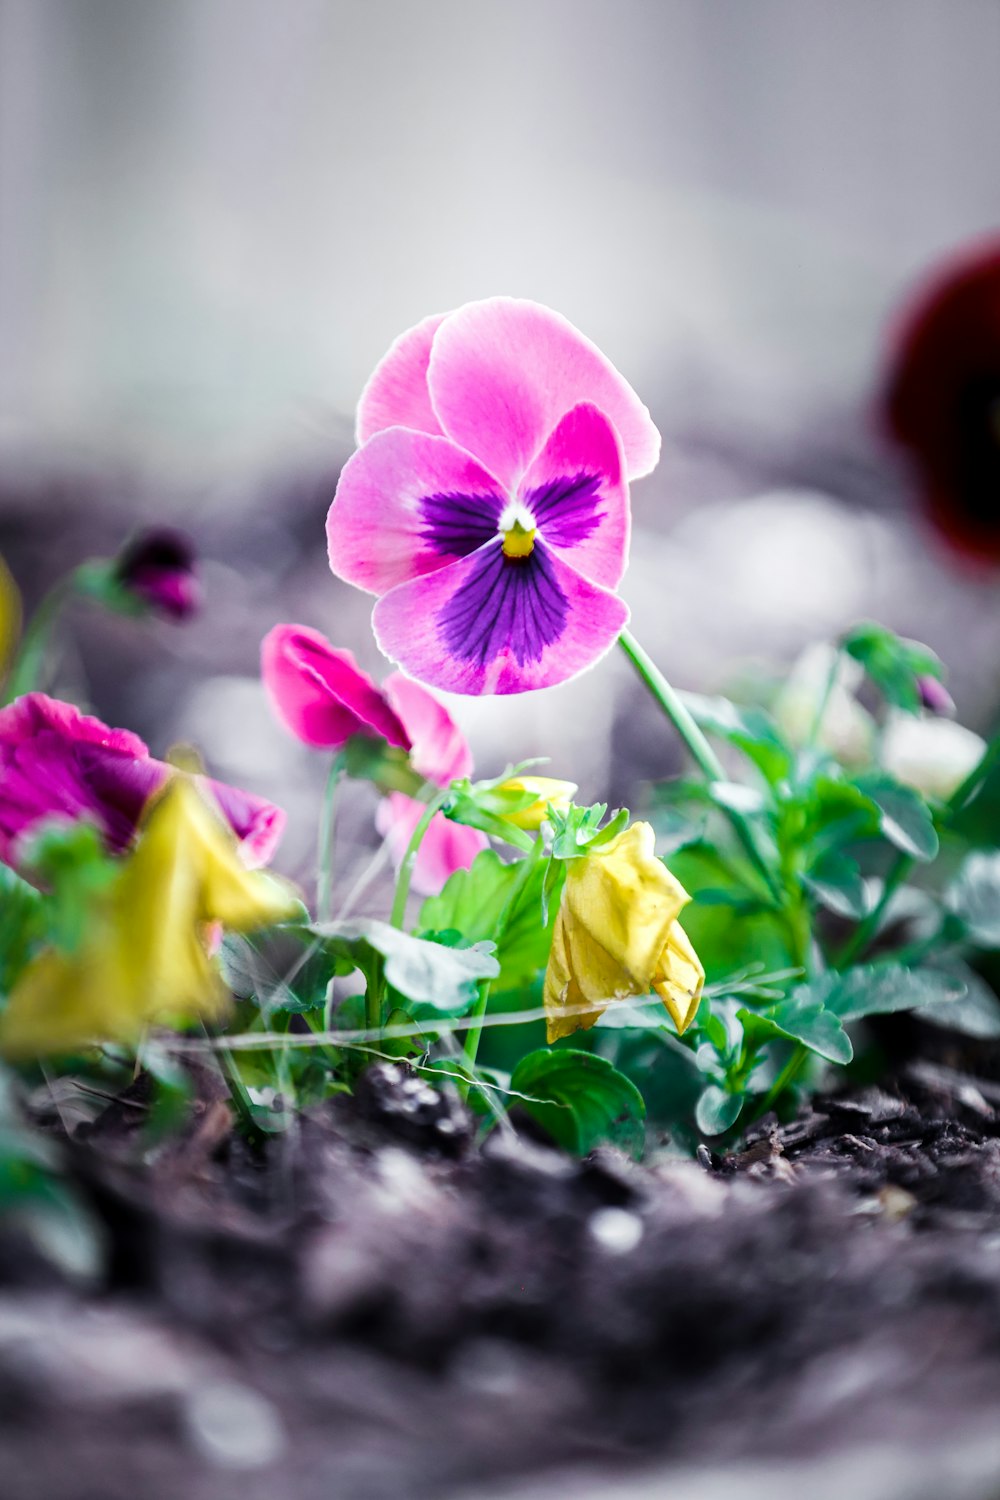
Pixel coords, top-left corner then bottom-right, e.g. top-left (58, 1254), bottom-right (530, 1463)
top-left (546, 801), bottom-right (630, 859)
top-left (947, 852), bottom-right (1000, 947)
top-left (510, 1048), bottom-right (646, 1158)
top-left (420, 846), bottom-right (555, 995)
top-left (309, 918), bottom-right (499, 1016)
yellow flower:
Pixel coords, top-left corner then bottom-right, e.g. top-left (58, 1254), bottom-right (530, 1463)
top-left (543, 821), bottom-right (704, 1044)
top-left (0, 553), bottom-right (21, 684)
top-left (497, 775), bottom-right (578, 830)
top-left (0, 778), bottom-right (298, 1059)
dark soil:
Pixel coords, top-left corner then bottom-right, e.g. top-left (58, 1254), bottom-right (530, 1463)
top-left (6, 1047), bottom-right (1000, 1500)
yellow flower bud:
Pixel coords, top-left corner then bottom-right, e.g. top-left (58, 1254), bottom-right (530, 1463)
top-left (0, 778), bottom-right (298, 1059)
top-left (498, 775), bottom-right (578, 830)
top-left (543, 821), bottom-right (704, 1044)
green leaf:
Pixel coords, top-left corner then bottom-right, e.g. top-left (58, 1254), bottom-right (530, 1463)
top-left (680, 693), bottom-right (794, 785)
top-left (309, 918), bottom-right (499, 1015)
top-left (20, 820), bottom-right (118, 953)
top-left (916, 963), bottom-right (1000, 1039)
top-left (854, 773), bottom-right (938, 861)
top-left (0, 864), bottom-right (44, 991)
top-left (546, 802), bottom-right (630, 860)
top-left (420, 847), bottom-right (556, 993)
top-left (802, 849), bottom-right (868, 920)
top-left (842, 622), bottom-right (944, 714)
top-left (510, 1048), bottom-right (646, 1158)
top-left (445, 778), bottom-right (535, 851)
top-left (801, 963), bottom-right (965, 1021)
top-left (740, 999), bottom-right (853, 1065)
top-left (695, 1085), bottom-right (744, 1136)
top-left (947, 852), bottom-right (1000, 947)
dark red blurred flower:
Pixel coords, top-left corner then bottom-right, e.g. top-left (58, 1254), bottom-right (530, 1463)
top-left (884, 236), bottom-right (1000, 563)
top-left (114, 528), bottom-right (201, 619)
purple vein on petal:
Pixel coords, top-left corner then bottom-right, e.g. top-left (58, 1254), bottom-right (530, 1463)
top-left (523, 471), bottom-right (604, 549)
top-left (437, 543), bottom-right (569, 667)
top-left (420, 490), bottom-right (504, 559)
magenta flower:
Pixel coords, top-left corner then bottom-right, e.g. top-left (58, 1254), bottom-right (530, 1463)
top-left (113, 528), bottom-right (201, 620)
top-left (0, 694), bottom-right (284, 872)
top-left (327, 298), bottom-right (660, 695)
top-left (261, 624), bottom-right (410, 751)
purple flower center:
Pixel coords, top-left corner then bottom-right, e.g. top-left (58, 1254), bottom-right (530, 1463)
top-left (438, 542), bottom-right (568, 668)
top-left (423, 470), bottom-right (606, 669)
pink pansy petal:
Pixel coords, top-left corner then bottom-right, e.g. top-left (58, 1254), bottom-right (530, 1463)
top-left (261, 625), bottom-right (410, 751)
top-left (383, 672), bottom-right (473, 785)
top-left (427, 298), bottom-right (661, 491)
top-left (519, 402), bottom-right (629, 589)
top-left (356, 312), bottom-right (447, 445)
top-left (376, 792), bottom-right (487, 898)
top-left (373, 541), bottom-right (629, 696)
top-left (327, 428), bottom-right (506, 597)
top-left (0, 693), bottom-right (151, 759)
top-left (197, 779), bottom-right (286, 869)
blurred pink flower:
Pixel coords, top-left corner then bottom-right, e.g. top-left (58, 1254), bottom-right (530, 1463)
top-left (261, 623), bottom-right (485, 895)
top-left (327, 298), bottom-right (660, 695)
top-left (0, 693), bottom-right (284, 872)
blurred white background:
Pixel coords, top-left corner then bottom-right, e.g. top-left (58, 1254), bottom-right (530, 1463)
top-left (2, 0), bottom-right (1000, 881)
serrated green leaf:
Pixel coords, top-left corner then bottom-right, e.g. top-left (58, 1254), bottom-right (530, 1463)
top-left (800, 963), bottom-right (965, 1021)
top-left (695, 1084), bottom-right (744, 1136)
top-left (917, 963), bottom-right (1000, 1039)
top-left (510, 1048), bottom-right (646, 1157)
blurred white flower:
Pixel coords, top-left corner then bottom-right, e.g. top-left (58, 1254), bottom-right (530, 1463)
top-left (882, 714), bottom-right (985, 801)
top-left (774, 642), bottom-right (874, 766)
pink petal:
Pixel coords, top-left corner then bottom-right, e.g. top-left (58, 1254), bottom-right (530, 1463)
top-left (519, 402), bottom-right (629, 588)
top-left (427, 298), bottom-right (661, 491)
top-left (0, 692), bottom-right (150, 759)
top-left (327, 428), bottom-right (506, 596)
top-left (356, 312), bottom-right (447, 445)
top-left (376, 791), bottom-right (487, 898)
top-left (383, 672), bottom-right (473, 785)
top-left (197, 779), bottom-right (286, 869)
top-left (372, 541), bottom-right (629, 695)
top-left (261, 624), bottom-right (410, 751)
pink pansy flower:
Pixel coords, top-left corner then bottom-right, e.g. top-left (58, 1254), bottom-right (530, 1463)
top-left (327, 298), bottom-right (660, 695)
top-left (261, 624), bottom-right (484, 895)
top-left (0, 694), bottom-right (284, 872)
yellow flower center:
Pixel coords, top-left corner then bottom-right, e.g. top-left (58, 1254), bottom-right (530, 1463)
top-left (502, 519), bottom-right (536, 559)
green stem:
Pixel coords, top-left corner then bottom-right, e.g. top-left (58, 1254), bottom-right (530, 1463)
top-left (389, 786), bottom-right (451, 930)
top-left (752, 1042), bottom-right (809, 1123)
top-left (4, 573), bottom-right (78, 703)
top-left (618, 629), bottom-right (782, 902)
top-left (316, 752), bottom-right (345, 923)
